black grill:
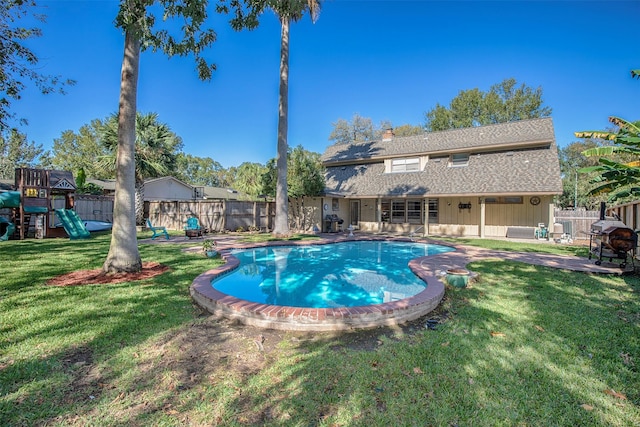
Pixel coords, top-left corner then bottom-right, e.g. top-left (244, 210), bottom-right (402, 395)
top-left (589, 219), bottom-right (637, 269)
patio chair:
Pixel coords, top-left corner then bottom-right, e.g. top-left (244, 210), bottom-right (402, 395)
top-left (184, 216), bottom-right (203, 239)
top-left (146, 218), bottom-right (169, 240)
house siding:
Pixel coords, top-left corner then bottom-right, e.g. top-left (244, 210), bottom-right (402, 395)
top-left (316, 118), bottom-right (563, 238)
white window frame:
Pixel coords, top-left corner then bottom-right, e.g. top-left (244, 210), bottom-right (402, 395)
top-left (391, 157), bottom-right (420, 173)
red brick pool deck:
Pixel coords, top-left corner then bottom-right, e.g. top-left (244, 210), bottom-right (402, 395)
top-left (181, 233), bottom-right (634, 331)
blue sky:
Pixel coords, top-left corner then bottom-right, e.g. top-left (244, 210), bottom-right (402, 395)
top-left (13, 0), bottom-right (640, 169)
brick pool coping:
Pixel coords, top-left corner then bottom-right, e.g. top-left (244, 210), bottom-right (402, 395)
top-left (190, 236), bottom-right (456, 331)
top-left (189, 234), bottom-right (633, 331)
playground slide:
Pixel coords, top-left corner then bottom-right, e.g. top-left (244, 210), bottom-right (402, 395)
top-left (55, 209), bottom-right (91, 240)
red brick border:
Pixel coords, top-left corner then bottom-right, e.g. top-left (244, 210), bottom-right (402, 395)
top-left (190, 238), bottom-right (450, 331)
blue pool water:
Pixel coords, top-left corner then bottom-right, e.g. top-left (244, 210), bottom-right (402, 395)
top-left (212, 241), bottom-right (454, 308)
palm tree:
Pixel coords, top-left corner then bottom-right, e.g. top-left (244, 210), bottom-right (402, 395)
top-left (234, 162), bottom-right (269, 198)
top-left (100, 112), bottom-right (182, 225)
top-left (104, 0), bottom-right (219, 274)
top-left (103, 8), bottom-right (143, 274)
top-left (269, 0), bottom-right (320, 236)
top-left (576, 68), bottom-right (640, 203)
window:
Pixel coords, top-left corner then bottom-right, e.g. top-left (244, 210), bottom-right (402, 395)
top-left (391, 157), bottom-right (420, 173)
top-left (450, 153), bottom-right (469, 167)
top-left (381, 200), bottom-right (390, 223)
top-left (381, 199), bottom-right (432, 223)
top-left (392, 200), bottom-right (405, 223)
top-left (407, 200), bottom-right (422, 224)
top-left (484, 196), bottom-right (522, 204)
top-left (428, 199), bottom-right (438, 224)
top-left (504, 196), bottom-right (523, 204)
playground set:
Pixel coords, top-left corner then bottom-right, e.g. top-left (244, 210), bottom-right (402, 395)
top-left (0, 168), bottom-right (91, 241)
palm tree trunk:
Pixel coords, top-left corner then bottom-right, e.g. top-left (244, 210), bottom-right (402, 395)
top-left (103, 29), bottom-right (142, 273)
top-left (273, 17), bottom-right (290, 237)
top-left (135, 178), bottom-right (145, 226)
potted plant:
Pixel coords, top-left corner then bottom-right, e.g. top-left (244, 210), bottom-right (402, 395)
top-left (202, 239), bottom-right (217, 258)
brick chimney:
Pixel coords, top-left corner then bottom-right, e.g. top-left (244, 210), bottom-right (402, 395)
top-left (382, 128), bottom-right (394, 142)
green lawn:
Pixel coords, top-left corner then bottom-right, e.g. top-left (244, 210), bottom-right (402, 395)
top-left (0, 232), bottom-right (638, 426)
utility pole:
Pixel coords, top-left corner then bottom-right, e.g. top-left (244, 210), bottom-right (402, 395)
top-left (574, 169), bottom-right (578, 210)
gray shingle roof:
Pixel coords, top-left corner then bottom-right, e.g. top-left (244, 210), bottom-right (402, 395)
top-left (322, 117), bottom-right (557, 164)
top-left (322, 118), bottom-right (563, 197)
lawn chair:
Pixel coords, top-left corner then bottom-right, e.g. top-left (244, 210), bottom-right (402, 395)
top-left (146, 218), bottom-right (169, 240)
top-left (184, 216), bottom-right (203, 239)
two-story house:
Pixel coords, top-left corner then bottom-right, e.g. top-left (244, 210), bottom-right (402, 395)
top-left (317, 117), bottom-right (563, 238)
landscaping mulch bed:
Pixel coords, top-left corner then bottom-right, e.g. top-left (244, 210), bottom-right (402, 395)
top-left (45, 262), bottom-right (170, 286)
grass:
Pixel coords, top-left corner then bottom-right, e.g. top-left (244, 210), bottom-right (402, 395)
top-left (1, 232), bottom-right (638, 426)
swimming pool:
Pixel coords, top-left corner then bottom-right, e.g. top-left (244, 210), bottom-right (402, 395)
top-left (190, 237), bottom-right (457, 331)
top-left (213, 241), bottom-right (453, 308)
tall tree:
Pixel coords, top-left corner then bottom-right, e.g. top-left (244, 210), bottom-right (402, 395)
top-left (328, 113), bottom-right (375, 145)
top-left (424, 78), bottom-right (552, 131)
top-left (49, 119), bottom-right (111, 179)
top-left (576, 69), bottom-right (640, 204)
top-left (268, 0), bottom-right (320, 236)
top-left (262, 145), bottom-right (324, 229)
top-left (234, 161), bottom-right (268, 198)
top-left (174, 153), bottom-right (225, 187)
top-left (100, 112), bottom-right (183, 225)
top-left (557, 139), bottom-right (607, 209)
top-left (105, 0), bottom-right (261, 273)
top-left (0, 128), bottom-right (46, 179)
top-left (0, 0), bottom-right (74, 130)
top-left (392, 124), bottom-right (424, 137)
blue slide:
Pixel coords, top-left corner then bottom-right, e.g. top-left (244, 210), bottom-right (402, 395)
top-left (55, 209), bottom-right (90, 240)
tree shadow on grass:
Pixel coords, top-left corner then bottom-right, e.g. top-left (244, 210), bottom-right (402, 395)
top-left (2, 243), bottom-right (639, 426)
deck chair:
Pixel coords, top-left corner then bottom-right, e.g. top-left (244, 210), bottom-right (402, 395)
top-left (146, 218), bottom-right (169, 240)
top-left (184, 216), bottom-right (203, 239)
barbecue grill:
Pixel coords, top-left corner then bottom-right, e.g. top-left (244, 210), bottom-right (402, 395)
top-left (588, 217), bottom-right (637, 269)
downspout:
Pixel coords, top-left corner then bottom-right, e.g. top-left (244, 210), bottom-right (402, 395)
top-left (480, 197), bottom-right (486, 238)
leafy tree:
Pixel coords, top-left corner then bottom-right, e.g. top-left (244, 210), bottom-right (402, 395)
top-left (557, 140), bottom-right (607, 209)
top-left (218, 165), bottom-right (237, 188)
top-left (425, 78), bottom-right (552, 131)
top-left (392, 124), bottom-right (424, 137)
top-left (234, 162), bottom-right (269, 198)
top-left (262, 145), bottom-right (324, 198)
top-left (328, 113), bottom-right (375, 144)
top-left (74, 167), bottom-right (104, 195)
top-left (105, 0), bottom-right (262, 273)
top-left (100, 112), bottom-right (183, 226)
top-left (267, 0), bottom-right (320, 236)
top-left (0, 0), bottom-right (75, 130)
top-left (49, 119), bottom-right (111, 179)
top-left (0, 128), bottom-right (46, 179)
top-left (576, 69), bottom-right (640, 204)
top-left (287, 145), bottom-right (324, 198)
top-left (174, 153), bottom-right (226, 187)
top-left (328, 115), bottom-right (421, 143)
top-left (287, 145), bottom-right (324, 231)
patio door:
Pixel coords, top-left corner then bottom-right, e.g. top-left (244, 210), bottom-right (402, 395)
top-left (350, 200), bottom-right (360, 229)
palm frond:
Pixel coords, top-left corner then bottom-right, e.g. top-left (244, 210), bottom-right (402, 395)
top-left (578, 165), bottom-right (604, 174)
top-left (632, 69), bottom-right (640, 79)
top-left (574, 130), bottom-right (616, 140)
top-left (582, 146), bottom-right (622, 157)
top-left (609, 116), bottom-right (640, 135)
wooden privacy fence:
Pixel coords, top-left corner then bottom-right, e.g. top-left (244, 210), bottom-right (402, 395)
top-left (553, 208), bottom-right (600, 240)
top-left (145, 200), bottom-right (274, 232)
top-left (53, 195), bottom-right (114, 222)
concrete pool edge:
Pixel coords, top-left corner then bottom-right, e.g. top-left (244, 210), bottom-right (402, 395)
top-left (189, 237), bottom-right (452, 332)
